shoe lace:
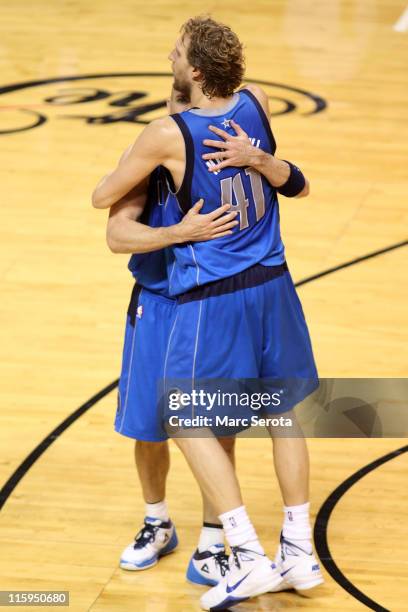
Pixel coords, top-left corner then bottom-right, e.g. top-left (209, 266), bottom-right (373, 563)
top-left (214, 551), bottom-right (229, 577)
top-left (231, 547), bottom-right (242, 571)
top-left (133, 522), bottom-right (159, 549)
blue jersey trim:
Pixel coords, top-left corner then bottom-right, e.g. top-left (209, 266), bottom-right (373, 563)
top-left (188, 93), bottom-right (240, 116)
top-left (240, 88), bottom-right (276, 154)
top-left (170, 113), bottom-right (194, 214)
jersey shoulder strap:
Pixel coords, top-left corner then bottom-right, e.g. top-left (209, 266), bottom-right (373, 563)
top-left (169, 113), bottom-right (194, 214)
top-left (239, 88), bottom-right (276, 154)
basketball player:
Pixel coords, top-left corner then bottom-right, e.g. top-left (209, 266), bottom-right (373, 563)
top-left (107, 85), bottom-right (312, 590)
top-left (110, 87), bottom-right (237, 587)
top-left (93, 16), bottom-right (323, 609)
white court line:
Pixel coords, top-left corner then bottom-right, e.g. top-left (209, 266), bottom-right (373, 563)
top-left (393, 6), bottom-right (408, 31)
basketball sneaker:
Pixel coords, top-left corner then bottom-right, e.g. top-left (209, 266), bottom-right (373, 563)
top-left (186, 543), bottom-right (229, 586)
top-left (271, 532), bottom-right (324, 591)
top-left (200, 546), bottom-right (282, 610)
top-left (120, 517), bottom-right (178, 570)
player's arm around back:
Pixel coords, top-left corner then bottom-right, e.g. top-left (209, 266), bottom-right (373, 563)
top-left (92, 118), bottom-right (176, 209)
top-left (243, 84), bottom-right (310, 198)
top-left (203, 118), bottom-right (310, 199)
top-left (107, 194), bottom-right (239, 255)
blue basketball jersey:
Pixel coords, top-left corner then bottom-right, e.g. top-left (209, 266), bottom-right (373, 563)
top-left (128, 167), bottom-right (175, 297)
top-left (163, 88), bottom-right (285, 296)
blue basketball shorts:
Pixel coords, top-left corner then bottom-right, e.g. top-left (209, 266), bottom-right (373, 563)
top-left (114, 283), bottom-right (177, 442)
top-left (163, 263), bottom-right (318, 417)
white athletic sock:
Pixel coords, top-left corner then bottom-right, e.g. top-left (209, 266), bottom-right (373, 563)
top-left (198, 523), bottom-right (224, 552)
top-left (282, 501), bottom-right (312, 553)
top-left (145, 500), bottom-right (169, 522)
top-left (219, 505), bottom-right (264, 555)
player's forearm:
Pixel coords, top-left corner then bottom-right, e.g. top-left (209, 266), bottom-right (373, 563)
top-left (251, 150), bottom-right (289, 187)
top-left (251, 150), bottom-right (309, 198)
top-left (107, 218), bottom-right (182, 254)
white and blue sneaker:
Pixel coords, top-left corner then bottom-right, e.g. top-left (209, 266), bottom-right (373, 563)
top-left (271, 532), bottom-right (324, 592)
top-left (186, 544), bottom-right (229, 586)
top-left (120, 517), bottom-right (178, 571)
top-left (200, 546), bottom-right (282, 610)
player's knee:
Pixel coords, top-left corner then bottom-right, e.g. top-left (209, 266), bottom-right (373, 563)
top-left (171, 436), bottom-right (201, 458)
top-left (135, 439), bottom-right (168, 453)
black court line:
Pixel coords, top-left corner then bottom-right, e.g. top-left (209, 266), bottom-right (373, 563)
top-left (0, 380), bottom-right (118, 510)
top-left (296, 239), bottom-right (407, 287)
top-left (0, 238), bottom-right (407, 606)
top-left (314, 444), bottom-right (408, 612)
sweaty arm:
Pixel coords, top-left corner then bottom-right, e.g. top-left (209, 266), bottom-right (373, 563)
top-left (92, 118), bottom-right (177, 209)
top-left (107, 185), bottom-right (239, 255)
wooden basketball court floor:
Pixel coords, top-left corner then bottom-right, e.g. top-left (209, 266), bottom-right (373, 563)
top-left (0, 0), bottom-right (407, 610)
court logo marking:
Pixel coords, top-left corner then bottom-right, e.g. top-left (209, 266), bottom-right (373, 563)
top-left (0, 72), bottom-right (327, 135)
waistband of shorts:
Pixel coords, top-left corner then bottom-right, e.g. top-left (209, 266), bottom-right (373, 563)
top-left (128, 284), bottom-right (175, 325)
top-left (137, 284), bottom-right (176, 305)
top-left (177, 262), bottom-right (288, 304)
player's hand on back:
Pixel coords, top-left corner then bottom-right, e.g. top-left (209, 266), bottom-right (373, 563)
top-left (174, 200), bottom-right (238, 242)
top-left (202, 120), bottom-right (261, 172)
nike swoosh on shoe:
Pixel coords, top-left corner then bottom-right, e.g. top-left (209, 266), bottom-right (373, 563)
top-left (226, 572), bottom-right (252, 593)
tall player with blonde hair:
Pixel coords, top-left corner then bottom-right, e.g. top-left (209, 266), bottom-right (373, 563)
top-left (93, 16), bottom-right (323, 609)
